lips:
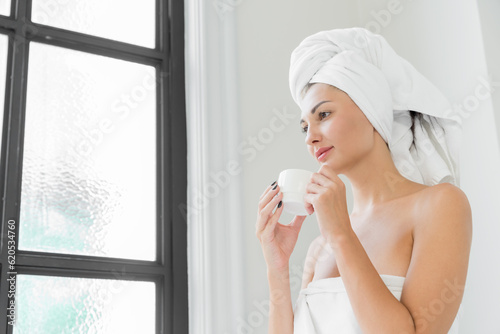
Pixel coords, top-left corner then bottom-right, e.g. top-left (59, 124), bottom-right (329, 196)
top-left (315, 146), bottom-right (333, 161)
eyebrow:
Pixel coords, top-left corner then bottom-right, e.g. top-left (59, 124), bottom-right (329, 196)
top-left (299, 100), bottom-right (331, 125)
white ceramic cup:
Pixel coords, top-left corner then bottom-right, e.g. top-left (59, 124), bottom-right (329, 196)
top-left (277, 169), bottom-right (314, 216)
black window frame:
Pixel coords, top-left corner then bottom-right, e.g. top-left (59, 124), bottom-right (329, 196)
top-left (0, 0), bottom-right (188, 333)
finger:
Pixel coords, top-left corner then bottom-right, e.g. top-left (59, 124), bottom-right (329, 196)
top-left (318, 165), bottom-right (342, 184)
top-left (258, 184), bottom-right (280, 212)
top-left (310, 172), bottom-right (331, 187)
top-left (256, 192), bottom-right (283, 233)
top-left (290, 215), bottom-right (307, 232)
top-left (303, 194), bottom-right (316, 215)
top-left (305, 203), bottom-right (315, 215)
top-left (305, 182), bottom-right (323, 194)
top-left (259, 181), bottom-right (277, 201)
top-left (266, 199), bottom-right (284, 232)
top-left (303, 193), bottom-right (315, 205)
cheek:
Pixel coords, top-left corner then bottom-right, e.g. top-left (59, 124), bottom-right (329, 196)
top-left (326, 115), bottom-right (371, 149)
top-left (352, 115), bottom-right (374, 143)
top-left (350, 106), bottom-right (374, 137)
top-left (325, 117), bottom-right (349, 142)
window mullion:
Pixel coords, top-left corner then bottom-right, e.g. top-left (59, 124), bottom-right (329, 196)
top-left (16, 252), bottom-right (165, 277)
top-left (0, 1), bottom-right (31, 332)
top-left (27, 24), bottom-right (164, 65)
top-left (159, 0), bottom-right (188, 332)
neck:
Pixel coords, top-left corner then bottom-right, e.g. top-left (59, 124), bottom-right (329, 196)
top-left (342, 137), bottom-right (419, 215)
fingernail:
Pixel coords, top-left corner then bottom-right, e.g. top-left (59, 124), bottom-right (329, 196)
top-left (272, 184), bottom-right (277, 190)
top-left (271, 181), bottom-right (276, 186)
top-left (277, 201), bottom-right (282, 208)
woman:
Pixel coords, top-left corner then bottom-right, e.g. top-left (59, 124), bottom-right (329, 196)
top-left (256, 28), bottom-right (472, 333)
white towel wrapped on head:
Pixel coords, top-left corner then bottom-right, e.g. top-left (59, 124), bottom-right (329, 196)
top-left (289, 27), bottom-right (462, 186)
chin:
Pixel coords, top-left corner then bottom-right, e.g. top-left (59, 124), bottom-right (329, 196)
top-left (319, 160), bottom-right (337, 171)
top-left (322, 161), bottom-right (334, 168)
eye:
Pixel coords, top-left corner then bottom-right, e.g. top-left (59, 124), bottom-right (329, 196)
top-left (301, 111), bottom-right (330, 134)
top-left (318, 111), bottom-right (331, 119)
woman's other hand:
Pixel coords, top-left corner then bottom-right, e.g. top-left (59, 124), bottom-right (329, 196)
top-left (304, 165), bottom-right (351, 243)
top-left (256, 181), bottom-right (307, 272)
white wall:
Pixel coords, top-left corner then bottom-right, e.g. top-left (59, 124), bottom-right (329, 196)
top-left (468, 0), bottom-right (500, 332)
top-left (353, 0), bottom-right (500, 332)
top-left (188, 0), bottom-right (500, 332)
top-left (477, 0), bottom-right (500, 151)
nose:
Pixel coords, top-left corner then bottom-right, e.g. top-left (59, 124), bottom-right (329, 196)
top-left (305, 124), bottom-right (321, 146)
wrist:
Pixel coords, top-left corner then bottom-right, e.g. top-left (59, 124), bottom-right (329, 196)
top-left (267, 266), bottom-right (290, 281)
top-left (267, 270), bottom-right (292, 306)
top-left (326, 224), bottom-right (355, 251)
top-left (267, 266), bottom-right (291, 294)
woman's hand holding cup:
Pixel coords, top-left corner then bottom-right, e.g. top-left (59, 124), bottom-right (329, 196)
top-left (255, 180), bottom-right (307, 273)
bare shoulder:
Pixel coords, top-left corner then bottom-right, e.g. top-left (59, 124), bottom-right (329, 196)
top-left (402, 183), bottom-right (473, 332)
top-left (410, 182), bottom-right (473, 252)
top-left (413, 182), bottom-right (472, 230)
top-left (416, 183), bottom-right (472, 249)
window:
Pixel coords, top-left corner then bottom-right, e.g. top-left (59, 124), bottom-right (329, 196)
top-left (0, 33), bottom-right (7, 149)
top-left (0, 1), bottom-right (187, 333)
top-left (0, 2), bottom-right (10, 17)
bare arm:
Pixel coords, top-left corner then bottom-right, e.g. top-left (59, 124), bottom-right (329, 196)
top-left (267, 235), bottom-right (322, 333)
top-left (267, 268), bottom-right (294, 333)
top-left (330, 183), bottom-right (472, 333)
top-left (255, 182), bottom-right (307, 334)
top-left (401, 184), bottom-right (472, 333)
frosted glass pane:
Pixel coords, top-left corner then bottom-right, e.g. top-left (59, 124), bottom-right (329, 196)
top-left (20, 42), bottom-right (156, 261)
top-left (0, 34), bottom-right (7, 158)
top-left (13, 275), bottom-right (155, 334)
top-left (31, 0), bottom-right (155, 48)
top-left (0, 0), bottom-right (10, 16)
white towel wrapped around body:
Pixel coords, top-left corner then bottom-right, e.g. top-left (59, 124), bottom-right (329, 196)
top-left (289, 27), bottom-right (462, 186)
top-left (294, 274), bottom-right (462, 333)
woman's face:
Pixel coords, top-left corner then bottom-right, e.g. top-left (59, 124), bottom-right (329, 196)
top-left (299, 83), bottom-right (375, 171)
